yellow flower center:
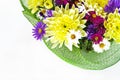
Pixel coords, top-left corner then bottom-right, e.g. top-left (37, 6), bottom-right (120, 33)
top-left (71, 34), bottom-right (76, 39)
top-left (46, 2), bottom-right (49, 6)
top-left (99, 43), bottom-right (105, 48)
top-left (92, 14), bottom-right (97, 18)
top-left (74, 0), bottom-right (79, 5)
top-left (41, 9), bottom-right (46, 14)
top-left (38, 28), bottom-right (42, 34)
top-left (95, 37), bottom-right (98, 41)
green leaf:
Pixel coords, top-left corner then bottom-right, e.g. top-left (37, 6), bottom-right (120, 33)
top-left (20, 0), bottom-right (120, 70)
top-left (20, 0), bottom-right (39, 26)
top-left (20, 0), bottom-right (28, 10)
top-left (23, 10), bottom-right (39, 26)
top-left (44, 40), bottom-right (120, 70)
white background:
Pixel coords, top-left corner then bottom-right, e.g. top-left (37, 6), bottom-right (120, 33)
top-left (0, 0), bottom-right (120, 80)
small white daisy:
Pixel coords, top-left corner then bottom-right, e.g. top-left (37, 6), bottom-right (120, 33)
top-left (65, 30), bottom-right (82, 51)
top-left (77, 2), bottom-right (94, 13)
top-left (92, 38), bottom-right (110, 53)
top-left (36, 9), bottom-right (52, 19)
top-left (36, 11), bottom-right (45, 20)
top-left (77, 4), bottom-right (86, 13)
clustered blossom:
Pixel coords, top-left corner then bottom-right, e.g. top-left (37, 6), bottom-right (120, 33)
top-left (104, 9), bottom-right (120, 43)
top-left (28, 0), bottom-right (53, 14)
top-left (29, 0), bottom-right (120, 53)
top-left (85, 11), bottom-right (105, 44)
top-left (85, 11), bottom-right (105, 26)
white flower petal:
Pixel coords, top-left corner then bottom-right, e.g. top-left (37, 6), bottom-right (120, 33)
top-left (92, 38), bottom-right (111, 53)
top-left (93, 44), bottom-right (103, 53)
top-left (65, 30), bottom-right (83, 51)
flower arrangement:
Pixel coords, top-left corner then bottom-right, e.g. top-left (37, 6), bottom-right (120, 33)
top-left (20, 0), bottom-right (120, 70)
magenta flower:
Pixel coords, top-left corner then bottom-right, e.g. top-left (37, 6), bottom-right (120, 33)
top-left (91, 34), bottom-right (103, 44)
top-left (97, 26), bottom-right (106, 35)
top-left (85, 11), bottom-right (106, 41)
top-left (85, 11), bottom-right (104, 26)
top-left (55, 0), bottom-right (80, 7)
top-left (32, 22), bottom-right (46, 40)
top-left (55, 0), bottom-right (70, 6)
top-left (86, 24), bottom-right (105, 40)
top-left (69, 0), bottom-right (80, 7)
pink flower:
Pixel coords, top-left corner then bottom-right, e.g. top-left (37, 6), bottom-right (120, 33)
top-left (55, 0), bottom-right (70, 6)
top-left (91, 33), bottom-right (103, 44)
top-left (85, 11), bottom-right (104, 26)
top-left (55, 0), bottom-right (80, 8)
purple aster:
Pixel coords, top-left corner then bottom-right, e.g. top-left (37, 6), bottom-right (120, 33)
top-left (46, 10), bottom-right (53, 17)
top-left (86, 25), bottom-right (105, 41)
top-left (87, 24), bottom-right (96, 39)
top-left (86, 23), bottom-right (105, 40)
top-left (32, 22), bottom-right (46, 40)
top-left (104, 0), bottom-right (120, 13)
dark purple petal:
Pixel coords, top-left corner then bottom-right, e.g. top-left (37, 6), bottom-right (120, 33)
top-left (104, 0), bottom-right (120, 13)
top-left (46, 10), bottom-right (53, 17)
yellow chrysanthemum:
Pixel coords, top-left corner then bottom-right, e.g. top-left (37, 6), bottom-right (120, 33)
top-left (44, 0), bottom-right (53, 9)
top-left (44, 4), bottom-right (87, 48)
top-left (85, 0), bottom-right (108, 8)
top-left (28, 0), bottom-right (44, 14)
top-left (28, 0), bottom-right (53, 14)
top-left (104, 9), bottom-right (120, 43)
top-left (79, 0), bottom-right (107, 17)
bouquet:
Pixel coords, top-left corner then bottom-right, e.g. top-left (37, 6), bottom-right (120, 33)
top-left (20, 0), bottom-right (120, 70)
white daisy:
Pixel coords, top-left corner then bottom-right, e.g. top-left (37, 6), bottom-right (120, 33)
top-left (77, 4), bottom-right (86, 13)
top-left (65, 30), bottom-right (82, 51)
top-left (92, 38), bottom-right (110, 53)
top-left (36, 9), bottom-right (45, 19)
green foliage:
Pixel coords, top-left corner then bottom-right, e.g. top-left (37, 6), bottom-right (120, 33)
top-left (78, 38), bottom-right (93, 51)
top-left (23, 10), bottom-right (39, 26)
top-left (20, 0), bottom-right (39, 26)
top-left (44, 40), bottom-right (120, 70)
